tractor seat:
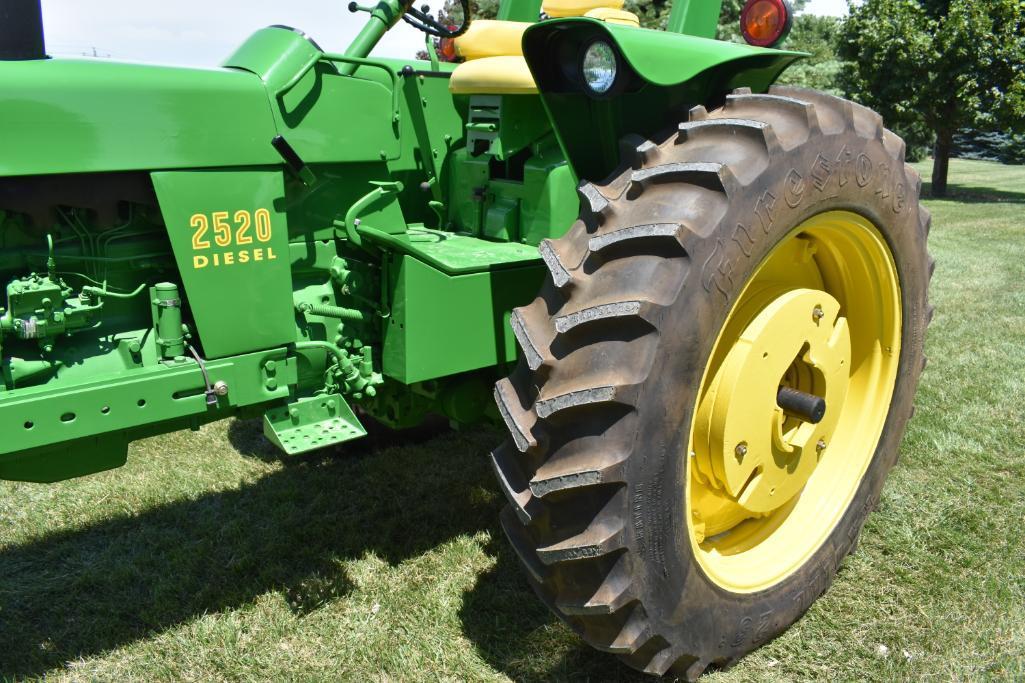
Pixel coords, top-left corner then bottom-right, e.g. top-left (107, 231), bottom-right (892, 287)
top-left (448, 2), bottom-right (639, 95)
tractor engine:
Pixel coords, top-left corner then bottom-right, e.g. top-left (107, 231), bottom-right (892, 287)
top-left (0, 173), bottom-right (176, 391)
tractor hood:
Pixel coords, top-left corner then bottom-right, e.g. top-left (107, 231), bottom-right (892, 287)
top-left (0, 57), bottom-right (279, 177)
top-left (521, 18), bottom-right (805, 180)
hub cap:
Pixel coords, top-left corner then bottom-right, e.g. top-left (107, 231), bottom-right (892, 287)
top-left (687, 211), bottom-right (901, 592)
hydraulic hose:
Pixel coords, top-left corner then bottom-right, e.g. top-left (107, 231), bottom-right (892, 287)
top-left (294, 340), bottom-right (351, 374)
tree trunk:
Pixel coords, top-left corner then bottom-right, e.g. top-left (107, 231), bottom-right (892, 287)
top-left (932, 130), bottom-right (953, 198)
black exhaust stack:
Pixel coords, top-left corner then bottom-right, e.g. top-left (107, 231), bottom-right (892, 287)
top-left (0, 0), bottom-right (47, 60)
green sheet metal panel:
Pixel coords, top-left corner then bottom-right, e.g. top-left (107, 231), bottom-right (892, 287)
top-left (383, 254), bottom-right (545, 383)
top-left (152, 169), bottom-right (296, 358)
top-left (666, 0), bottom-right (724, 38)
top-left (271, 64), bottom-right (399, 163)
top-left (393, 228), bottom-right (541, 271)
top-left (224, 27), bottom-right (401, 164)
top-left (0, 58), bottom-right (278, 176)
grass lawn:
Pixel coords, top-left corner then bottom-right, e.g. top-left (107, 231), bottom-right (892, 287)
top-left (2, 157), bottom-right (1023, 681)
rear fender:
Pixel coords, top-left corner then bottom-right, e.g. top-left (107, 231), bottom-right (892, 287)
top-left (522, 19), bottom-right (805, 180)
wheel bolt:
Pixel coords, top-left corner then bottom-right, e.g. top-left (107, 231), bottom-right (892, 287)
top-left (735, 442), bottom-right (748, 460)
top-left (812, 305), bottom-right (824, 322)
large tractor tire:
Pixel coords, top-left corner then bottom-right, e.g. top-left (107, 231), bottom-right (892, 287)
top-left (492, 86), bottom-right (932, 678)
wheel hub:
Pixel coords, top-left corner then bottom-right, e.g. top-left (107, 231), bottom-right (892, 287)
top-left (694, 288), bottom-right (851, 514)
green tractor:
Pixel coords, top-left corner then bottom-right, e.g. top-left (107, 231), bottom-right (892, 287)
top-left (0, 0), bottom-right (931, 676)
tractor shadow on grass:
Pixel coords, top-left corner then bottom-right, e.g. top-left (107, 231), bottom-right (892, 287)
top-left (0, 417), bottom-right (640, 680)
top-left (0, 419), bottom-right (482, 677)
top-left (919, 181), bottom-right (1025, 204)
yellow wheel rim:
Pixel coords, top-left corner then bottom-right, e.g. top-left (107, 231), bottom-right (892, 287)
top-left (686, 211), bottom-right (901, 593)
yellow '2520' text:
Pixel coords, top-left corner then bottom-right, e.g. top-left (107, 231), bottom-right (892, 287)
top-left (189, 209), bottom-right (278, 269)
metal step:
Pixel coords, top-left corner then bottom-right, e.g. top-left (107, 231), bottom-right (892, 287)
top-left (262, 393), bottom-right (366, 455)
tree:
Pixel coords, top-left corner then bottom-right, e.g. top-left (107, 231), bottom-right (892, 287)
top-left (774, 14), bottom-right (843, 94)
top-left (953, 128), bottom-right (1025, 165)
top-left (839, 0), bottom-right (1025, 196)
top-left (441, 0), bottom-right (498, 23)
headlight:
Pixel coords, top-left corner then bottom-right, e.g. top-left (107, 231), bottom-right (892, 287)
top-left (581, 41), bottom-right (617, 95)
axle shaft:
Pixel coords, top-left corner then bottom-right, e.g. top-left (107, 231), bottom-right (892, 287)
top-left (776, 386), bottom-right (826, 424)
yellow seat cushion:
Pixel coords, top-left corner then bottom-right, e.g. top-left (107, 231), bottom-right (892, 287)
top-left (449, 56), bottom-right (538, 95)
top-left (583, 7), bottom-right (639, 26)
top-left (542, 0), bottom-right (624, 18)
top-left (452, 20), bottom-right (529, 60)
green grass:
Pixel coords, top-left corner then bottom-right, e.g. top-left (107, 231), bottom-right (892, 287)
top-left (2, 157), bottom-right (1024, 681)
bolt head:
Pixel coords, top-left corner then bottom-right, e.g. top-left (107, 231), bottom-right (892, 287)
top-left (212, 380), bottom-right (229, 396)
top-left (735, 442), bottom-right (748, 459)
top-left (812, 305), bottom-right (824, 321)
top-left (816, 438), bottom-right (827, 452)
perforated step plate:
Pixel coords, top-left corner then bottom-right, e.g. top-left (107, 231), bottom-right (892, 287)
top-left (263, 394), bottom-right (366, 455)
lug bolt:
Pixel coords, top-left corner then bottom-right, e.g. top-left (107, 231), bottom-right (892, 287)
top-left (816, 438), bottom-right (827, 452)
top-left (735, 442), bottom-right (748, 460)
top-left (812, 305), bottom-right (824, 322)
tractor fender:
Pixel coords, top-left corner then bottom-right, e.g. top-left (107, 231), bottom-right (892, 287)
top-left (521, 18), bottom-right (806, 180)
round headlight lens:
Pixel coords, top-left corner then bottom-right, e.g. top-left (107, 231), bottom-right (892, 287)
top-left (582, 41), bottom-right (617, 94)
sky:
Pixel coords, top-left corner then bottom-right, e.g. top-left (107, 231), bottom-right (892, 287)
top-left (40, 0), bottom-right (849, 67)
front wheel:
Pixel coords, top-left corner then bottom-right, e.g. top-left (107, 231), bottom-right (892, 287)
top-left (491, 86), bottom-right (933, 678)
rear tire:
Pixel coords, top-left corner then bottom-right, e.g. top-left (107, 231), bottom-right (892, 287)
top-left (492, 86), bottom-right (932, 678)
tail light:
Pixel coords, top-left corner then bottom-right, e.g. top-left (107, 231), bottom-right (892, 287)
top-left (740, 0), bottom-right (793, 48)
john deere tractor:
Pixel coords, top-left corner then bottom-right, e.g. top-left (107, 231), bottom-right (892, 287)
top-left (0, 0), bottom-right (931, 676)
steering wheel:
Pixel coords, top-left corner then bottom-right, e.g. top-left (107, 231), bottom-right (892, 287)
top-left (400, 0), bottom-right (471, 38)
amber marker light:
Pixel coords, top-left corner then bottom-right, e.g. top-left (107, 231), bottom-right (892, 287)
top-left (740, 0), bottom-right (793, 48)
